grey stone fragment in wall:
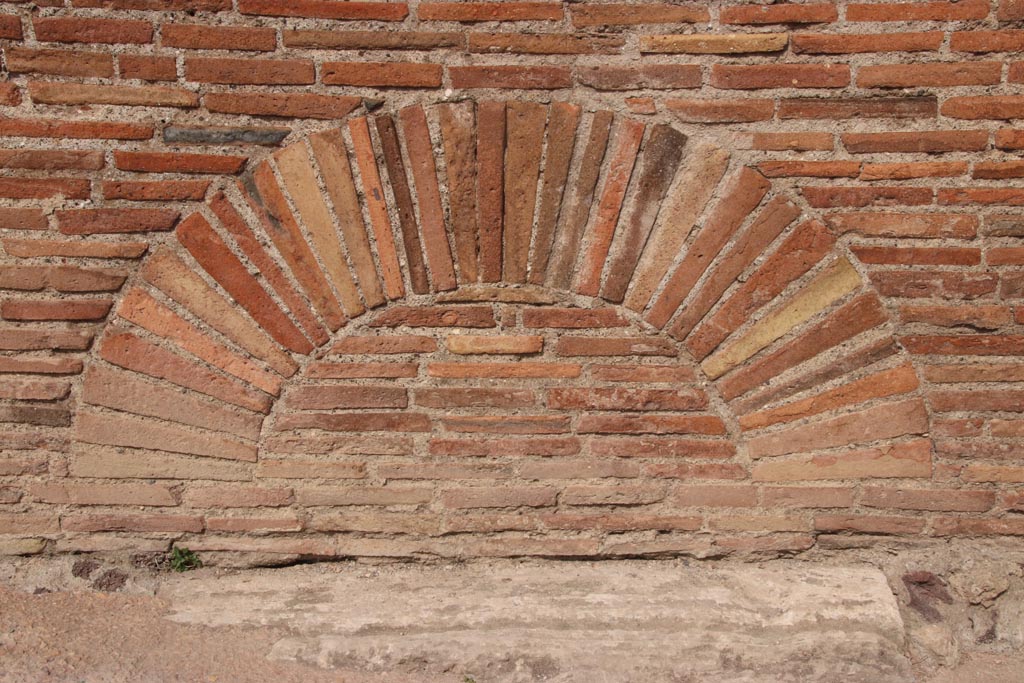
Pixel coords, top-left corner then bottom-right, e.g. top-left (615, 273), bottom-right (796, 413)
top-left (163, 126), bottom-right (290, 146)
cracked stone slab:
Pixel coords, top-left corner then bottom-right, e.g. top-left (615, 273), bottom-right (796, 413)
top-left (159, 560), bottom-right (911, 682)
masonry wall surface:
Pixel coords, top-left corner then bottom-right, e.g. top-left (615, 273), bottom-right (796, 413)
top-left (1, 0), bottom-right (1024, 562)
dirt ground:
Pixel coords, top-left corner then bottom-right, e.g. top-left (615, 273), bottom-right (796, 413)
top-left (2, 553), bottom-right (1023, 683)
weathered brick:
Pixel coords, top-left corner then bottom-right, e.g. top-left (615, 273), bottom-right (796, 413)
top-left (239, 0), bottom-right (408, 20)
top-left (34, 17), bottom-right (152, 44)
top-left (284, 30), bottom-right (462, 50)
top-left (861, 487), bottom-right (995, 512)
top-left (102, 180), bottom-right (210, 201)
top-left (555, 336), bottom-right (677, 357)
top-left (942, 96), bottom-right (1024, 120)
top-left (419, 2), bottom-right (561, 21)
top-left (186, 57), bottom-right (314, 85)
top-left (747, 399), bottom-right (930, 459)
top-left (1, 298), bottom-right (111, 321)
top-left (577, 65), bottom-right (701, 90)
top-left (285, 385), bottom-right (408, 410)
top-left (323, 61), bottom-right (442, 87)
top-left (642, 33), bottom-right (786, 53)
top-left (0, 118), bottom-right (153, 140)
top-left (442, 415), bottom-right (570, 434)
top-left (162, 24), bottom-right (277, 51)
top-left (415, 388), bottom-right (536, 409)
top-left (62, 514), bottom-right (203, 533)
top-left (370, 306), bottom-right (495, 328)
top-left (205, 92), bottom-right (360, 119)
top-left (450, 66), bottom-right (571, 89)
top-left (572, 3), bottom-right (707, 25)
top-left (430, 437), bottom-right (580, 457)
top-left (275, 412), bottom-right (431, 432)
top-left (793, 31), bottom-right (942, 53)
top-left (779, 96), bottom-right (936, 119)
top-left (667, 97), bottom-right (774, 123)
top-left (828, 212), bottom-right (977, 239)
top-left (77, 410), bottom-right (257, 461)
top-left (30, 483), bottom-right (177, 506)
top-left (549, 388), bottom-right (706, 412)
top-left (859, 62), bottom-right (1002, 88)
top-left (843, 130), bottom-right (988, 153)
top-left (29, 82), bottom-right (197, 108)
top-left (4, 47), bottom-right (114, 78)
top-left (442, 487), bottom-right (557, 509)
top-left (952, 29), bottom-right (1024, 52)
top-left (711, 64), bottom-right (849, 89)
top-left (846, 0), bottom-right (988, 21)
top-left (446, 334), bottom-right (543, 354)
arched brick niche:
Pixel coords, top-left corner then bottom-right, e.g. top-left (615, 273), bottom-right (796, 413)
top-left (31, 101), bottom-right (940, 560)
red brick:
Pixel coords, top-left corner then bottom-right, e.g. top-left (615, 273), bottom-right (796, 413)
top-left (257, 461), bottom-right (366, 480)
top-left (1001, 0), bottom-right (1024, 19)
top-left (942, 96), bottom-right (1024, 120)
top-left (871, 271), bottom-right (997, 299)
top-left (859, 62), bottom-right (1002, 88)
top-left (471, 33), bottom-right (624, 54)
top-left (186, 57), bottom-right (314, 85)
top-left (847, 0), bottom-right (988, 21)
top-left (815, 515), bottom-right (925, 535)
top-left (713, 63), bottom-right (849, 89)
top-left (451, 66), bottom-right (571, 89)
top-left (101, 179), bottom-right (207, 202)
top-left (275, 412), bottom-right (431, 432)
top-left (429, 437), bottom-right (580, 457)
top-left (114, 150), bottom-right (246, 174)
top-left (666, 98), bottom-right (774, 122)
top-left (0, 149), bottom-right (102, 171)
top-left (853, 246), bottom-right (981, 266)
top-left (4, 47), bottom-right (114, 78)
top-left (0, 14), bottom-right (22, 40)
top-left (419, 2), bottom-right (561, 21)
top-left (369, 305), bottom-right (494, 328)
top-left (442, 415), bottom-right (570, 434)
top-left (119, 55), bottom-right (178, 81)
top-left (802, 186), bottom-right (933, 208)
top-left (939, 188), bottom-right (1024, 206)
top-left (162, 24), bottom-right (277, 51)
top-left (572, 3), bottom-right (707, 25)
top-left (747, 399), bottom-right (930, 458)
top-left (323, 61), bottom-right (442, 87)
top-left (77, 410), bottom-right (257, 461)
top-left (523, 308), bottom-right (628, 328)
top-left (205, 92), bottom-right (360, 119)
top-left (562, 484), bottom-right (666, 506)
top-left (73, 0), bottom-right (230, 8)
top-left (0, 379), bottom-right (70, 400)
top-left (286, 385), bottom-right (408, 410)
top-left (446, 334), bottom-right (543, 354)
top-left (758, 161), bottom-right (860, 178)
top-left (827, 212), bottom-right (977, 239)
top-left (284, 30), bottom-right (462, 49)
top-left (306, 361), bottom-right (418, 379)
top-left (722, 2), bottom-right (836, 23)
top-left (442, 487), bottom-right (558, 509)
top-left (779, 96), bottom-right (937, 120)
top-left (1, 299), bottom-right (111, 321)
top-left (862, 487), bottom-right (995, 512)
top-left (793, 31), bottom-right (942, 53)
top-left (29, 82), bottom-right (198, 108)
top-left (952, 30), bottom-right (1024, 52)
top-left (933, 518), bottom-right (1024, 537)
top-left (931, 389), bottom-right (1024, 412)
top-left (57, 208), bottom-right (178, 235)
top-left (0, 357), bottom-right (82, 375)
top-left (0, 178), bottom-right (89, 200)
top-left (578, 414), bottom-right (726, 436)
top-left (99, 330), bottom-right (273, 413)
top-left (974, 161), bottom-right (1024, 180)
top-left (30, 483), bottom-right (177, 507)
top-left (0, 118), bottom-right (153, 140)
top-left (0, 328), bottom-right (93, 351)
top-left (33, 17), bottom-right (152, 44)
top-left (429, 362), bottom-right (581, 379)
top-left (555, 336), bottom-right (677, 357)
top-left (861, 161), bottom-right (967, 180)
top-left (238, 0), bottom-right (409, 20)
top-left (117, 287), bottom-right (283, 396)
top-left (416, 388), bottom-right (536, 409)
top-left (842, 130), bottom-right (988, 154)
top-left (62, 514), bottom-right (203, 533)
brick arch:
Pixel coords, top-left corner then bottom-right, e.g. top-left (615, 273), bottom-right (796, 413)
top-left (70, 100), bottom-right (933, 558)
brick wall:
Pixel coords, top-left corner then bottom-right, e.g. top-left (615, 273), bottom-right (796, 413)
top-left (1, 0), bottom-right (1023, 561)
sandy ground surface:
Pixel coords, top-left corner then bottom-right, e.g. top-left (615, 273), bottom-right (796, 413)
top-left (0, 561), bottom-right (1022, 683)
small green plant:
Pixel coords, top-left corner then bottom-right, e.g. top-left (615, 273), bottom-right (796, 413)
top-left (169, 546), bottom-right (203, 572)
